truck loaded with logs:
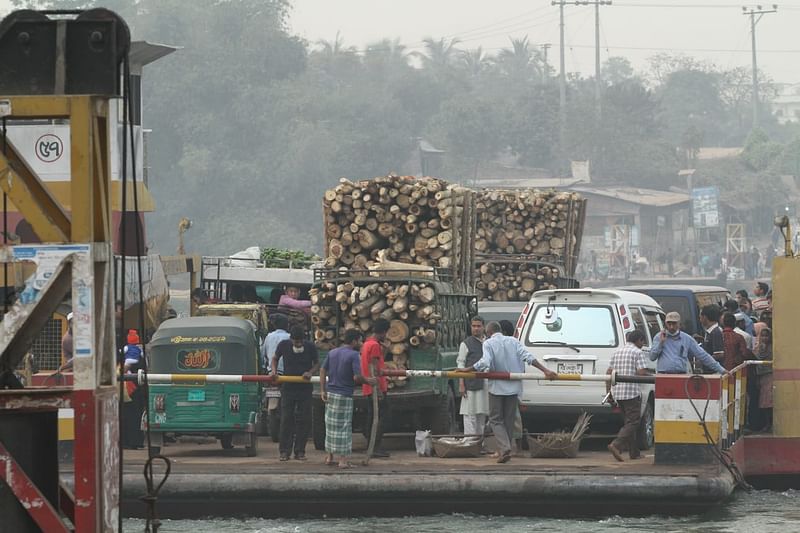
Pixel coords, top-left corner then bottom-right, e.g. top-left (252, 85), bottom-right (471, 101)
top-left (309, 267), bottom-right (476, 449)
top-left (309, 175), bottom-right (587, 446)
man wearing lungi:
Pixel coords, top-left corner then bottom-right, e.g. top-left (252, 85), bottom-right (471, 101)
top-left (320, 329), bottom-right (375, 468)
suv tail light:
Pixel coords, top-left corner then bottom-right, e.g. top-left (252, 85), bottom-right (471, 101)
top-left (154, 394), bottom-right (165, 413)
top-left (516, 303), bottom-right (530, 338)
top-left (229, 394), bottom-right (240, 413)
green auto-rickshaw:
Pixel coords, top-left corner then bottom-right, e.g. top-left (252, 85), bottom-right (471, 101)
top-left (146, 316), bottom-right (262, 456)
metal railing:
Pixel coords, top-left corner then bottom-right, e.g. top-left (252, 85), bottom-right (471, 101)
top-left (720, 359), bottom-right (772, 451)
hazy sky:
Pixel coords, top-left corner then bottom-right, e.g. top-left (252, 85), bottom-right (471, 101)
top-left (1, 1), bottom-right (799, 82)
top-left (290, 0), bottom-right (800, 83)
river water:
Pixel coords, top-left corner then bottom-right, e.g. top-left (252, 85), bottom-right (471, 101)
top-left (123, 489), bottom-right (798, 532)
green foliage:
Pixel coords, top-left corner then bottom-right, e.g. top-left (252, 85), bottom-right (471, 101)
top-left (741, 128), bottom-right (784, 171)
top-left (259, 247), bottom-right (320, 267)
top-left (8, 4), bottom-right (789, 253)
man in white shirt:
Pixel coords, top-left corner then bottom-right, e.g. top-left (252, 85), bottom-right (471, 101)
top-left (459, 321), bottom-right (557, 463)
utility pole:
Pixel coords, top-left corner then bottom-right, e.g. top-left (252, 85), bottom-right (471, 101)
top-left (552, 0), bottom-right (610, 169)
top-left (743, 4), bottom-right (777, 129)
top-left (541, 43), bottom-right (552, 78)
top-left (594, 0), bottom-right (612, 114)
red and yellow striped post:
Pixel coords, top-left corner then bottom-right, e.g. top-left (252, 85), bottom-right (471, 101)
top-left (654, 374), bottom-right (722, 465)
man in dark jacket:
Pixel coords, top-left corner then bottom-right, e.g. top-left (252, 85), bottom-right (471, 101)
top-left (272, 326), bottom-right (319, 461)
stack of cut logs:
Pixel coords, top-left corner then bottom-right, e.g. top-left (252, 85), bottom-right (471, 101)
top-left (309, 280), bottom-right (439, 388)
top-left (322, 176), bottom-right (473, 284)
top-left (474, 262), bottom-right (561, 302)
top-left (474, 190), bottom-right (585, 301)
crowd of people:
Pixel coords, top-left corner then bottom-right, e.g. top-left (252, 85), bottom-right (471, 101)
top-left (602, 282), bottom-right (774, 461)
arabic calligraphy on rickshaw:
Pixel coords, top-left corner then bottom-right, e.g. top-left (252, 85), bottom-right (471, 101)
top-left (177, 349), bottom-right (219, 370)
top-left (169, 335), bottom-right (227, 344)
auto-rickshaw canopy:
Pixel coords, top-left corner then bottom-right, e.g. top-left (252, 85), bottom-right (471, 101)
top-left (149, 316), bottom-right (259, 374)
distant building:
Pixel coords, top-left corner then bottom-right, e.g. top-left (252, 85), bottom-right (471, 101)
top-left (773, 83), bottom-right (800, 125)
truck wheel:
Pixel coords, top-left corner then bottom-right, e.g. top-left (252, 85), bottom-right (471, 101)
top-left (220, 433), bottom-right (234, 450)
top-left (269, 408), bottom-right (281, 443)
top-left (430, 385), bottom-right (457, 435)
top-left (245, 433), bottom-right (258, 457)
top-left (638, 399), bottom-right (655, 451)
top-left (312, 400), bottom-right (326, 451)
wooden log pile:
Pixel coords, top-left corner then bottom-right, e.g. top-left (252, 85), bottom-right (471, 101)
top-left (322, 175), bottom-right (474, 287)
top-left (474, 190), bottom-right (586, 301)
top-left (474, 261), bottom-right (561, 302)
top-left (309, 279), bottom-right (440, 388)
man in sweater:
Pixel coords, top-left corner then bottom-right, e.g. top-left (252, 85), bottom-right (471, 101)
top-left (457, 316), bottom-right (489, 449)
top-left (650, 312), bottom-right (725, 374)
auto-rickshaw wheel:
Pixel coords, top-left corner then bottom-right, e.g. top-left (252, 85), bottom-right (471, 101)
top-left (245, 433), bottom-right (258, 457)
top-left (220, 433), bottom-right (234, 449)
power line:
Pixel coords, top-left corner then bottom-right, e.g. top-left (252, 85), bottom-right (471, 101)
top-left (565, 43), bottom-right (800, 53)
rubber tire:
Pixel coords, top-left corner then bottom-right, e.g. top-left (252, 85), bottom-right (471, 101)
top-left (269, 407), bottom-right (281, 443)
top-left (429, 385), bottom-right (457, 435)
top-left (220, 433), bottom-right (234, 450)
top-left (312, 400), bottom-right (326, 451)
top-left (245, 433), bottom-right (258, 457)
top-left (148, 446), bottom-right (161, 458)
top-left (638, 398), bottom-right (655, 451)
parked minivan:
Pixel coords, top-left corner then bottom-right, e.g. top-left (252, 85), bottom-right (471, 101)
top-left (517, 289), bottom-right (664, 449)
top-left (623, 285), bottom-right (731, 338)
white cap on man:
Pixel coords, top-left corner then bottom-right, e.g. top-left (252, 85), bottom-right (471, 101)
top-left (67, 312), bottom-right (73, 321)
top-left (665, 311), bottom-right (681, 323)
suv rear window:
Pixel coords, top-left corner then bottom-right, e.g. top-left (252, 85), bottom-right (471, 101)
top-left (526, 305), bottom-right (618, 347)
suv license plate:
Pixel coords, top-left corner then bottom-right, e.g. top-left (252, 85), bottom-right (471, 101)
top-left (557, 363), bottom-right (584, 374)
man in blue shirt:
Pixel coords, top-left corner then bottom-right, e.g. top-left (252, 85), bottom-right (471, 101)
top-left (460, 321), bottom-right (557, 463)
top-left (320, 329), bottom-right (374, 468)
top-left (261, 314), bottom-right (289, 373)
top-left (650, 312), bottom-right (725, 374)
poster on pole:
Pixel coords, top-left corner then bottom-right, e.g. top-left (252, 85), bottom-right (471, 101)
top-left (691, 186), bottom-right (720, 228)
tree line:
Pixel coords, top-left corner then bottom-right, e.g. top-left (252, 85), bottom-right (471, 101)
top-left (11, 0), bottom-right (800, 254)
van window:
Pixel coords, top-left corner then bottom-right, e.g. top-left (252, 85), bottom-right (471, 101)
top-left (630, 307), bottom-right (650, 347)
top-left (526, 305), bottom-right (618, 347)
top-left (644, 311), bottom-right (662, 340)
top-left (697, 292), bottom-right (730, 309)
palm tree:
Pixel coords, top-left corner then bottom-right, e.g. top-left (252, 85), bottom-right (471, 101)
top-left (364, 38), bottom-right (409, 71)
top-left (414, 36), bottom-right (461, 72)
top-left (459, 47), bottom-right (489, 78)
top-left (312, 31), bottom-right (359, 76)
top-left (314, 31), bottom-right (357, 60)
top-left (495, 36), bottom-right (544, 84)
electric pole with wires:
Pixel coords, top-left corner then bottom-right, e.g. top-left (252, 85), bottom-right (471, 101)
top-left (742, 4), bottom-right (777, 128)
top-left (552, 0), bottom-right (611, 169)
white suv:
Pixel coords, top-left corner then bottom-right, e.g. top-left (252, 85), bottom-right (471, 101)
top-left (517, 289), bottom-right (664, 450)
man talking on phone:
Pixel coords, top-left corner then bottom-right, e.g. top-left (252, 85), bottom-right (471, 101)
top-left (650, 312), bottom-right (725, 374)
